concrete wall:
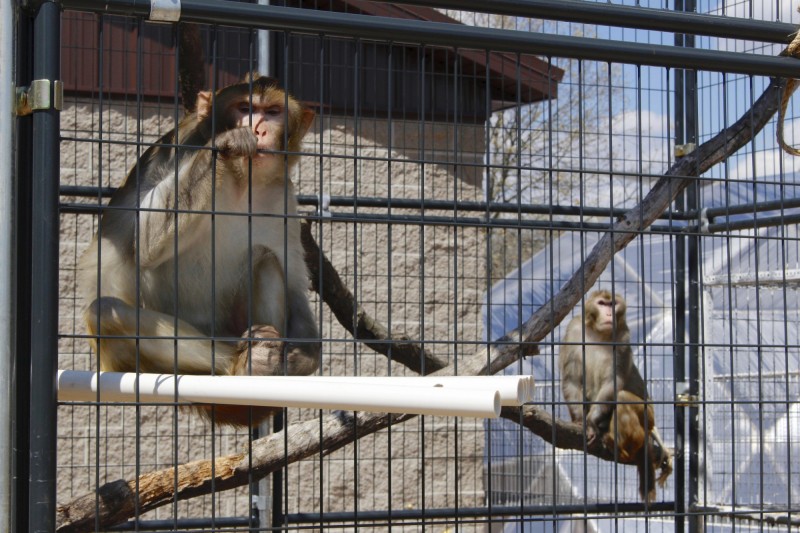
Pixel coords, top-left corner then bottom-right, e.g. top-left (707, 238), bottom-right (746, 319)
top-left (57, 97), bottom-right (490, 527)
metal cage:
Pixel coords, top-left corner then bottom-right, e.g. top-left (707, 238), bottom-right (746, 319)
top-left (6, 0), bottom-right (800, 531)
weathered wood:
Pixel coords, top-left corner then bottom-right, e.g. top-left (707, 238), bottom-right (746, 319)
top-left (57, 70), bottom-right (791, 533)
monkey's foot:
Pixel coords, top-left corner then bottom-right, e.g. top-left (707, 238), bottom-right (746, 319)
top-left (585, 424), bottom-right (599, 447)
top-left (192, 325), bottom-right (285, 427)
top-left (233, 324), bottom-right (284, 376)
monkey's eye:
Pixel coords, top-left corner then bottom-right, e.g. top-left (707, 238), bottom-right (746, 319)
top-left (265, 106), bottom-right (282, 117)
top-left (237, 103), bottom-right (253, 115)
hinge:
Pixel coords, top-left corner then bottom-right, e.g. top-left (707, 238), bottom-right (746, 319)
top-left (150, 0), bottom-right (181, 22)
top-left (16, 79), bottom-right (63, 116)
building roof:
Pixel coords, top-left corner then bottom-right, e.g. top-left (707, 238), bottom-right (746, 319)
top-left (304, 0), bottom-right (564, 108)
top-left (62, 2), bottom-right (563, 114)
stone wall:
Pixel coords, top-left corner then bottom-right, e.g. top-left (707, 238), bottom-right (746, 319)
top-left (57, 97), bottom-right (490, 527)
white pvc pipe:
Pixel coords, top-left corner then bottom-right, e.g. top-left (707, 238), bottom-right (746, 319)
top-left (264, 376), bottom-right (534, 406)
top-left (57, 370), bottom-right (501, 418)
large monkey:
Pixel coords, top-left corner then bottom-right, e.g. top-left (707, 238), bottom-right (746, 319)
top-left (559, 290), bottom-right (672, 501)
top-left (78, 74), bottom-right (321, 427)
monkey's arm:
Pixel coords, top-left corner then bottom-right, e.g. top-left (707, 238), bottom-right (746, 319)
top-left (235, 244), bottom-right (321, 377)
top-left (558, 344), bottom-right (587, 423)
top-left (284, 289), bottom-right (322, 375)
top-left (137, 128), bottom-right (258, 267)
top-left (585, 371), bottom-right (622, 443)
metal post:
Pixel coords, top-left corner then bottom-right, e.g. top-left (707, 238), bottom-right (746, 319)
top-left (675, 1), bottom-right (700, 530)
top-left (673, 2), bottom-right (688, 530)
top-left (14, 10), bottom-right (34, 533)
top-left (257, 0), bottom-right (272, 76)
top-left (673, 120), bottom-right (687, 533)
top-left (256, 4), bottom-right (273, 526)
top-left (680, 4), bottom-right (702, 530)
top-left (29, 1), bottom-right (61, 531)
top-left (0, 0), bottom-right (17, 530)
top-left (685, 75), bottom-right (702, 533)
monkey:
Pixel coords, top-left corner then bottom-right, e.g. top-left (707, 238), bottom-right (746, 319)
top-left (78, 74), bottom-right (321, 427)
top-left (559, 290), bottom-right (672, 501)
top-left (559, 291), bottom-right (638, 443)
top-left (603, 390), bottom-right (673, 502)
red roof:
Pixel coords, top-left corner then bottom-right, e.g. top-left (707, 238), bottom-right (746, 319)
top-left (306, 0), bottom-right (564, 108)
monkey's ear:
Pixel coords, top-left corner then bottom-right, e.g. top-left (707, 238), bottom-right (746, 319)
top-left (196, 91), bottom-right (213, 119)
top-left (299, 108), bottom-right (315, 137)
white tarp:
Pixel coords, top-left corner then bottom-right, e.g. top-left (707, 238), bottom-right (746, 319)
top-left (482, 178), bottom-right (800, 531)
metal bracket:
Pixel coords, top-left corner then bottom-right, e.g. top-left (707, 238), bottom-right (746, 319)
top-left (150, 0), bottom-right (181, 22)
top-left (675, 381), bottom-right (699, 407)
top-left (674, 142), bottom-right (696, 158)
top-left (317, 194), bottom-right (332, 218)
top-left (15, 79), bottom-right (63, 116)
top-left (676, 392), bottom-right (700, 407)
top-left (698, 207), bottom-right (710, 233)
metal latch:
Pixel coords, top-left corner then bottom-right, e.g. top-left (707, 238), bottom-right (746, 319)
top-left (16, 79), bottom-right (63, 116)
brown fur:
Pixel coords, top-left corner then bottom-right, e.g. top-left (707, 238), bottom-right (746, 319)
top-left (603, 390), bottom-right (673, 502)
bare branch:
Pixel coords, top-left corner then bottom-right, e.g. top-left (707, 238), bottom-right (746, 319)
top-left (300, 221), bottom-right (448, 374)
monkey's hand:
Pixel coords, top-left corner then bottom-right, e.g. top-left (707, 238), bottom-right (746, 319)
top-left (216, 127), bottom-right (258, 159)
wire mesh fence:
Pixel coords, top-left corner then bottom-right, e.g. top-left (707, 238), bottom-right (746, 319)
top-left (10, 0), bottom-right (800, 531)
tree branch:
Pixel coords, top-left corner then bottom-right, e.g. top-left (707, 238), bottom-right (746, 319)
top-left (56, 71), bottom-right (788, 532)
top-left (300, 222), bottom-right (448, 374)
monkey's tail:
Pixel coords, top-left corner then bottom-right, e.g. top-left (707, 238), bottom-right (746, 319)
top-left (636, 450), bottom-right (657, 503)
top-left (637, 428), bottom-right (674, 502)
top-left (650, 427), bottom-right (674, 487)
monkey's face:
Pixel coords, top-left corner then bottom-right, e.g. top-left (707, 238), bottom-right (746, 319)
top-left (590, 292), bottom-right (625, 335)
top-left (196, 78), bottom-right (315, 181)
top-left (593, 297), bottom-right (615, 334)
top-left (232, 96), bottom-right (286, 165)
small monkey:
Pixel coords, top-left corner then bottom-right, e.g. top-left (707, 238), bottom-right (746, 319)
top-left (603, 390), bottom-right (673, 502)
top-left (78, 74), bottom-right (321, 427)
top-left (559, 290), bottom-right (672, 501)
